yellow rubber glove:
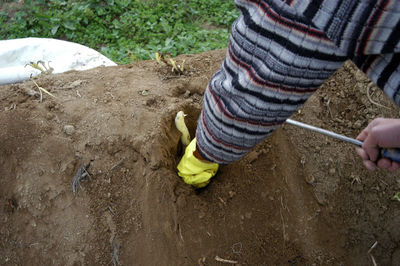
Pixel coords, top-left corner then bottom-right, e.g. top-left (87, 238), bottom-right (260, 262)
top-left (177, 138), bottom-right (219, 188)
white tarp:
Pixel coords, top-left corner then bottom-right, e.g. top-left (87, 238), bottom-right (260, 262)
top-left (0, 37), bottom-right (117, 85)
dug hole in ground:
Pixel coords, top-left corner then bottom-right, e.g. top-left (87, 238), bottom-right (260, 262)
top-left (1, 50), bottom-right (400, 265)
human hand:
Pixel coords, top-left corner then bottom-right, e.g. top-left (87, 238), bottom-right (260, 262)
top-left (177, 138), bottom-right (219, 188)
top-left (356, 118), bottom-right (400, 171)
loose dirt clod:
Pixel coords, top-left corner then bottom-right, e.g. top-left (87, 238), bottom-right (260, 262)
top-left (64, 125), bottom-right (75, 135)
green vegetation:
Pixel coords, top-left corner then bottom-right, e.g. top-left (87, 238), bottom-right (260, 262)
top-left (394, 192), bottom-right (400, 202)
top-left (0, 0), bottom-right (239, 64)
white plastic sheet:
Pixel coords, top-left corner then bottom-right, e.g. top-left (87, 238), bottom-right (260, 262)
top-left (0, 37), bottom-right (117, 85)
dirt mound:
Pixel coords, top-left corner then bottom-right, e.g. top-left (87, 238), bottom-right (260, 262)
top-left (1, 50), bottom-right (400, 265)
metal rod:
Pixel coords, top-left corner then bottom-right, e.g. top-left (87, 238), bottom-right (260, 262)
top-left (285, 119), bottom-right (363, 147)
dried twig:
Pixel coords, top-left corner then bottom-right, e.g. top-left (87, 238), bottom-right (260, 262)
top-left (178, 224), bottom-right (184, 243)
top-left (368, 241), bottom-right (378, 253)
top-left (218, 197), bottom-right (227, 206)
top-left (107, 206), bottom-right (115, 216)
top-left (155, 52), bottom-right (185, 74)
top-left (326, 98), bottom-right (334, 119)
top-left (111, 237), bottom-right (121, 266)
top-left (36, 82), bottom-right (43, 102)
top-left (280, 195), bottom-right (290, 214)
top-left (198, 257), bottom-right (206, 266)
top-left (25, 60), bottom-right (54, 74)
top-left (214, 256), bottom-right (238, 264)
top-left (368, 241), bottom-right (378, 266)
top-left (280, 209), bottom-right (287, 244)
top-left (72, 161), bottom-right (92, 196)
top-left (367, 83), bottom-right (390, 109)
top-left (31, 79), bottom-right (57, 100)
top-left (110, 158), bottom-right (125, 172)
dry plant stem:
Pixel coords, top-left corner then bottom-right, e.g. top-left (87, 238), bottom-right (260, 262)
top-left (107, 206), bottom-right (115, 216)
top-left (111, 237), bottom-right (121, 266)
top-left (155, 52), bottom-right (184, 74)
top-left (280, 195), bottom-right (291, 215)
top-left (368, 241), bottom-right (378, 266)
top-left (72, 161), bottom-right (92, 196)
top-left (178, 224), bottom-right (184, 243)
top-left (198, 257), bottom-right (206, 266)
top-left (369, 254), bottom-right (377, 266)
top-left (280, 209), bottom-right (287, 244)
top-left (110, 158), bottom-right (125, 172)
top-left (326, 98), bottom-right (334, 119)
top-left (37, 85), bottom-right (43, 102)
top-left (214, 256), bottom-right (238, 264)
top-left (368, 241), bottom-right (378, 254)
top-left (367, 84), bottom-right (390, 109)
top-left (31, 79), bottom-right (57, 99)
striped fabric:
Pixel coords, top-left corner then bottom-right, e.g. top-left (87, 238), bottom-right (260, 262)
top-left (196, 0), bottom-right (400, 164)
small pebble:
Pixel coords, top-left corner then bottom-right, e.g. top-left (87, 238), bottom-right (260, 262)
top-left (69, 79), bottom-right (84, 88)
top-left (64, 125), bottom-right (75, 135)
top-left (46, 113), bottom-right (54, 120)
top-left (183, 90), bottom-right (191, 98)
top-left (353, 120), bottom-right (362, 129)
top-left (305, 175), bottom-right (315, 184)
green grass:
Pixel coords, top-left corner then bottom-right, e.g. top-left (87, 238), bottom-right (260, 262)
top-left (0, 0), bottom-right (239, 64)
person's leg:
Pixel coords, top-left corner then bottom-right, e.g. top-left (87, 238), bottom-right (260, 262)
top-left (196, 0), bottom-right (347, 164)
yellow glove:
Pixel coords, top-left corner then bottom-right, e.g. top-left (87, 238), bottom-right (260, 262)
top-left (177, 138), bottom-right (219, 188)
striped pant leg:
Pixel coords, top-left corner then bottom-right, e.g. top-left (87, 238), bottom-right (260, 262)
top-left (195, 0), bottom-right (348, 164)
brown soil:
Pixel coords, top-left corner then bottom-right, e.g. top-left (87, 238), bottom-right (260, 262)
top-left (1, 50), bottom-right (400, 265)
